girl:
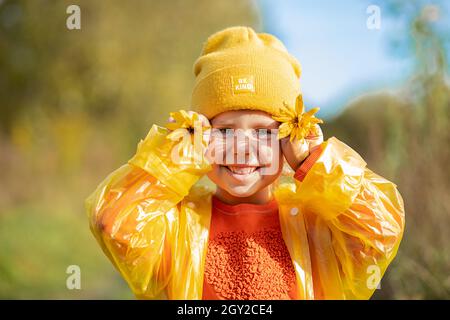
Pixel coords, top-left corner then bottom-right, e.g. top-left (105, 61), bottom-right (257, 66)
top-left (86, 26), bottom-right (405, 300)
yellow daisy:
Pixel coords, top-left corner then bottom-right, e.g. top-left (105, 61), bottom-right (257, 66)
top-left (165, 110), bottom-right (210, 157)
top-left (272, 94), bottom-right (323, 142)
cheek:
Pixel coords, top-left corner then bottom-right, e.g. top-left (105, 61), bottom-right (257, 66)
top-left (206, 164), bottom-right (223, 186)
top-left (207, 139), bottom-right (226, 164)
top-left (258, 143), bottom-right (281, 166)
top-left (258, 145), bottom-right (272, 163)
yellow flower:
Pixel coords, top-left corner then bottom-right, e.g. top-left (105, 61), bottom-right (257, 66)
top-left (272, 94), bottom-right (323, 142)
top-left (165, 110), bottom-right (210, 159)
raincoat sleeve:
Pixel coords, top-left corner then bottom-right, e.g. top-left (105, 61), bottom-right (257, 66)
top-left (293, 137), bottom-right (405, 299)
top-left (85, 124), bottom-right (211, 299)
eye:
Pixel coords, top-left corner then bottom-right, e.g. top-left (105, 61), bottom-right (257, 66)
top-left (217, 128), bottom-right (234, 137)
top-left (255, 129), bottom-right (274, 138)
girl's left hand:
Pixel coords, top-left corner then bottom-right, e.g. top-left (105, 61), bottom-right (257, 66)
top-left (280, 124), bottom-right (324, 172)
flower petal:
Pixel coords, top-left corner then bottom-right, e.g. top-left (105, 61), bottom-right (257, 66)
top-left (172, 111), bottom-right (187, 124)
top-left (189, 112), bottom-right (199, 126)
top-left (166, 122), bottom-right (181, 131)
top-left (304, 107), bottom-right (320, 117)
top-left (277, 122), bottom-right (293, 139)
top-left (295, 94), bottom-right (305, 115)
top-left (167, 128), bottom-right (188, 141)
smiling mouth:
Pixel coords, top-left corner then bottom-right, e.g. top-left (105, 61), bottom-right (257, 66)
top-left (222, 165), bottom-right (263, 181)
top-left (227, 166), bottom-right (258, 174)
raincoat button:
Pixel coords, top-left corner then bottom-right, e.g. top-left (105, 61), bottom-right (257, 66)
top-left (290, 207), bottom-right (299, 216)
top-left (187, 202), bottom-right (196, 208)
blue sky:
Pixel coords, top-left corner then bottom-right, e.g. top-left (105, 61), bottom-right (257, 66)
top-left (257, 0), bottom-right (450, 117)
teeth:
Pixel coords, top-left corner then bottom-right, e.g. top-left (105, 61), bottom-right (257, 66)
top-left (227, 166), bottom-right (257, 174)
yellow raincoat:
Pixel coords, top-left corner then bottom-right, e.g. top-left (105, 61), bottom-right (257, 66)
top-left (85, 124), bottom-right (405, 300)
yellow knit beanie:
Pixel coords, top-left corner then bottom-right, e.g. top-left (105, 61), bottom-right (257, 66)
top-left (191, 26), bottom-right (302, 119)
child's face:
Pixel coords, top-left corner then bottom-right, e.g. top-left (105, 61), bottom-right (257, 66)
top-left (206, 110), bottom-right (283, 199)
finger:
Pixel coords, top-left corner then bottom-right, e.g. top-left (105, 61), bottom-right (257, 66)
top-left (186, 110), bottom-right (211, 129)
top-left (193, 111), bottom-right (211, 128)
top-left (306, 124), bottom-right (323, 146)
top-left (305, 124), bottom-right (322, 138)
top-left (196, 114), bottom-right (212, 142)
top-left (185, 111), bottom-right (210, 144)
top-left (281, 136), bottom-right (309, 170)
top-left (204, 134), bottom-right (221, 164)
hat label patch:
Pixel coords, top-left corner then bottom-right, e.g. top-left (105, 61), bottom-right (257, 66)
top-left (232, 75), bottom-right (255, 94)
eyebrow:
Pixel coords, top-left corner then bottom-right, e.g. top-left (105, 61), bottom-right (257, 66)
top-left (254, 122), bottom-right (279, 129)
top-left (211, 122), bottom-right (236, 128)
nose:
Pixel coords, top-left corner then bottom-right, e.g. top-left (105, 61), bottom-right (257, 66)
top-left (231, 129), bottom-right (259, 164)
top-left (235, 131), bottom-right (249, 154)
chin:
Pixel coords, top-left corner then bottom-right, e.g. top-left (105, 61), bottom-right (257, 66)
top-left (225, 185), bottom-right (260, 198)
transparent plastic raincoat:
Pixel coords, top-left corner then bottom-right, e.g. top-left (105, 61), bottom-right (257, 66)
top-left (85, 124), bottom-right (405, 300)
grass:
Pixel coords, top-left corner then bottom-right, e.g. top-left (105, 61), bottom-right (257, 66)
top-left (0, 202), bottom-right (133, 299)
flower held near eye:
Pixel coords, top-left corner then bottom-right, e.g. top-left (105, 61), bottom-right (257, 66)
top-left (272, 94), bottom-right (324, 142)
top-left (165, 110), bottom-right (210, 159)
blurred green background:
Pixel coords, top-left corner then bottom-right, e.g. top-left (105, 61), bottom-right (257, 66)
top-left (0, 0), bottom-right (448, 299)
